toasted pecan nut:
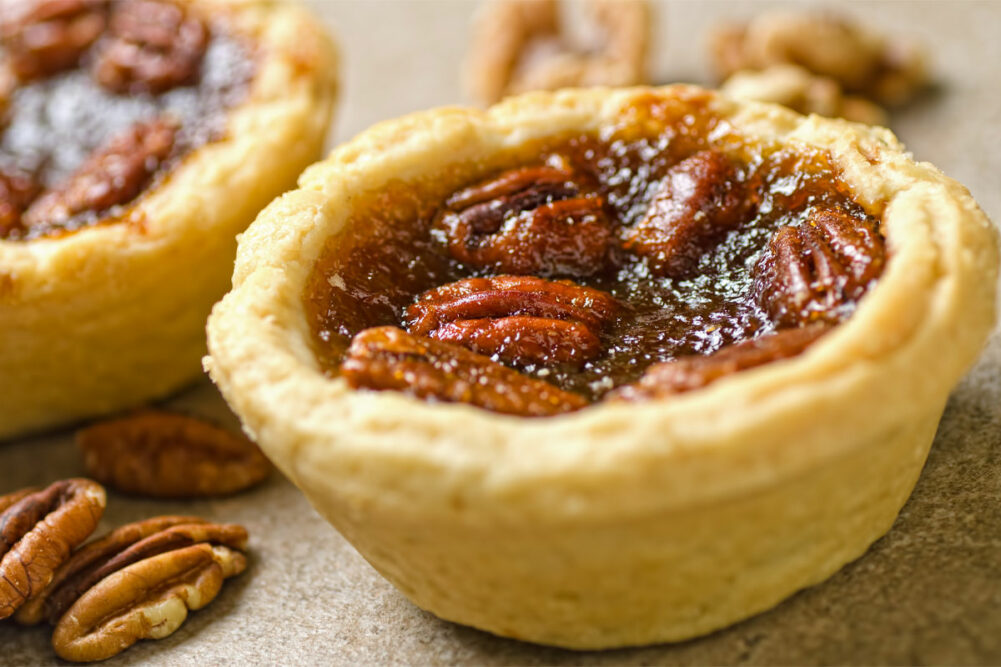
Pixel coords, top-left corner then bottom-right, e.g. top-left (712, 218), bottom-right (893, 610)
top-left (754, 208), bottom-right (886, 327)
top-left (466, 0), bottom-right (649, 104)
top-left (433, 162), bottom-right (613, 277)
top-left (0, 487), bottom-right (39, 514)
top-left (23, 117), bottom-right (176, 228)
top-left (76, 410), bottom-right (271, 499)
top-left (432, 316), bottom-right (602, 366)
top-left (92, 0), bottom-right (207, 94)
top-left (0, 479), bottom-right (106, 620)
top-left (0, 167), bottom-right (43, 237)
top-left (407, 275), bottom-right (618, 366)
top-left (0, 0), bottom-right (108, 82)
top-left (611, 324), bottom-right (829, 400)
top-left (342, 326), bottom-right (589, 417)
top-left (623, 150), bottom-right (751, 278)
top-left (16, 517), bottom-right (247, 626)
top-left (52, 542), bottom-right (247, 662)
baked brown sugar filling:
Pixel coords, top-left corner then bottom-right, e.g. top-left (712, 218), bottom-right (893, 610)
top-left (306, 95), bottom-right (887, 416)
top-left (0, 0), bottom-right (255, 241)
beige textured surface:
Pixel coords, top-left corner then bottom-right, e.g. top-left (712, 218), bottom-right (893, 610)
top-left (2, 1), bottom-right (1000, 664)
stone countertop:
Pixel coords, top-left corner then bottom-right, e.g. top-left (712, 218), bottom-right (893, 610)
top-left (3, 1), bottom-right (1000, 664)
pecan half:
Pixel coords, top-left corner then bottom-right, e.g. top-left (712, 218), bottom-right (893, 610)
top-left (76, 411), bottom-right (271, 499)
top-left (754, 208), bottom-right (885, 327)
top-left (611, 324), bottom-right (829, 400)
top-left (623, 149), bottom-right (751, 279)
top-left (0, 166), bottom-right (43, 236)
top-left (407, 275), bottom-right (618, 366)
top-left (15, 516), bottom-right (247, 626)
top-left (0, 479), bottom-right (106, 620)
top-left (0, 487), bottom-right (38, 514)
top-left (92, 0), bottom-right (207, 94)
top-left (51, 542), bottom-right (247, 662)
top-left (0, 0), bottom-right (108, 82)
top-left (433, 162), bottom-right (613, 277)
top-left (342, 326), bottom-right (589, 417)
top-left (22, 117), bottom-right (176, 228)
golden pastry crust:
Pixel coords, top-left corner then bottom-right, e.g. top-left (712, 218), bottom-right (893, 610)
top-left (205, 86), bottom-right (998, 649)
top-left (0, 0), bottom-right (338, 440)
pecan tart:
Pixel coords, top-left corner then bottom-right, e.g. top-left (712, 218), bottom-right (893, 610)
top-left (0, 0), bottom-right (338, 439)
top-left (205, 86), bottom-right (998, 648)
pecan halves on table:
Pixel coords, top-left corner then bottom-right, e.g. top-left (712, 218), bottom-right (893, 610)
top-left (0, 0), bottom-right (108, 82)
top-left (433, 163), bottom-right (614, 277)
top-left (22, 116), bottom-right (176, 227)
top-left (15, 516), bottom-right (246, 627)
top-left (623, 150), bottom-right (752, 279)
top-left (407, 275), bottom-right (618, 366)
top-left (754, 208), bottom-right (886, 327)
top-left (0, 479), bottom-right (106, 620)
top-left (342, 326), bottom-right (589, 417)
top-left (92, 0), bottom-right (207, 94)
top-left (51, 542), bottom-right (247, 663)
top-left (611, 324), bottom-right (829, 400)
top-left (76, 411), bottom-right (271, 499)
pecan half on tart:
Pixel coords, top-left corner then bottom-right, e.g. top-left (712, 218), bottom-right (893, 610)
top-left (205, 86), bottom-right (998, 649)
top-left (0, 0), bottom-right (338, 439)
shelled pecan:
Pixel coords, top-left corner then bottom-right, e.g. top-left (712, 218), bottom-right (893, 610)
top-left (407, 275), bottom-right (618, 366)
top-left (342, 326), bottom-right (589, 416)
top-left (612, 324), bottom-right (829, 400)
top-left (0, 0), bottom-right (108, 82)
top-left (0, 479), bottom-right (106, 620)
top-left (623, 150), bottom-right (752, 278)
top-left (51, 541), bottom-right (247, 662)
top-left (76, 410), bottom-right (271, 499)
top-left (754, 208), bottom-right (885, 327)
top-left (433, 162), bottom-right (613, 277)
top-left (92, 0), bottom-right (207, 94)
top-left (0, 487), bottom-right (38, 514)
top-left (15, 516), bottom-right (246, 627)
top-left (23, 117), bottom-right (176, 227)
top-left (0, 167), bottom-right (42, 236)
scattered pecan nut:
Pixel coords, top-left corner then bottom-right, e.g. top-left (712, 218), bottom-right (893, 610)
top-left (51, 542), bottom-right (247, 662)
top-left (720, 64), bottom-right (889, 126)
top-left (407, 275), bottom-right (618, 366)
top-left (611, 324), bottom-right (829, 400)
top-left (0, 0), bottom-right (108, 82)
top-left (76, 410), bottom-right (272, 499)
top-left (466, 0), bottom-right (649, 104)
top-left (0, 166), bottom-right (43, 237)
top-left (0, 479), bottom-right (106, 620)
top-left (22, 117), bottom-right (177, 228)
top-left (342, 326), bottom-right (589, 417)
top-left (15, 516), bottom-right (246, 627)
top-left (623, 150), bottom-right (751, 278)
top-left (92, 0), bottom-right (208, 94)
top-left (754, 208), bottom-right (886, 327)
top-left (433, 162), bottom-right (613, 277)
top-left (709, 12), bottom-right (928, 107)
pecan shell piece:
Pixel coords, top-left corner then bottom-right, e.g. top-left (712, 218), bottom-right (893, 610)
top-left (51, 542), bottom-right (247, 663)
top-left (434, 163), bottom-right (614, 277)
top-left (342, 326), bottom-right (589, 417)
top-left (92, 0), bottom-right (208, 94)
top-left (623, 149), bottom-right (751, 279)
top-left (23, 117), bottom-right (177, 228)
top-left (407, 275), bottom-right (619, 336)
top-left (432, 316), bottom-right (602, 366)
top-left (12, 515), bottom-right (206, 626)
top-left (76, 410), bottom-right (272, 499)
top-left (611, 324), bottom-right (829, 400)
top-left (754, 208), bottom-right (885, 327)
top-left (0, 479), bottom-right (106, 620)
top-left (0, 0), bottom-right (108, 82)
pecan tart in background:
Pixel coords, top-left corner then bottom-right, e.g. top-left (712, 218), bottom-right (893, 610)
top-left (0, 0), bottom-right (338, 440)
top-left (205, 86), bottom-right (998, 648)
